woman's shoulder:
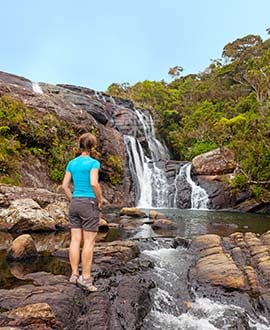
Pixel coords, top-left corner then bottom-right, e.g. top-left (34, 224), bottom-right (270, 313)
top-left (90, 157), bottom-right (101, 168)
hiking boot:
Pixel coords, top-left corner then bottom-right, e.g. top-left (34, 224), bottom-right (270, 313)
top-left (77, 275), bottom-right (97, 292)
top-left (69, 273), bottom-right (79, 284)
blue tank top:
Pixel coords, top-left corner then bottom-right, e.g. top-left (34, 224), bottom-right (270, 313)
top-left (66, 156), bottom-right (100, 198)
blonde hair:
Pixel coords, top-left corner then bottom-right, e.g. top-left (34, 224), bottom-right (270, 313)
top-left (73, 133), bottom-right (99, 158)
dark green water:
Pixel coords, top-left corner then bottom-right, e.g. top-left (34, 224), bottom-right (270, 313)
top-left (0, 209), bottom-right (270, 289)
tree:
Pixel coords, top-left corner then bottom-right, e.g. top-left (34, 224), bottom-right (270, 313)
top-left (168, 66), bottom-right (183, 80)
top-left (222, 35), bottom-right (262, 62)
top-left (222, 36), bottom-right (270, 104)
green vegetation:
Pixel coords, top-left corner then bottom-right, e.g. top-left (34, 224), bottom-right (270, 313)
top-left (106, 154), bottom-right (123, 185)
top-left (0, 95), bottom-right (78, 184)
top-left (107, 33), bottom-right (270, 199)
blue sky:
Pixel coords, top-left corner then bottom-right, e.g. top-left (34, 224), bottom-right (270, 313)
top-left (1, 0), bottom-right (269, 91)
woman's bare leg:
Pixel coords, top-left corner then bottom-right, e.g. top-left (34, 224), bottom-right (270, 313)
top-left (81, 230), bottom-right (97, 279)
top-left (69, 228), bottom-right (82, 275)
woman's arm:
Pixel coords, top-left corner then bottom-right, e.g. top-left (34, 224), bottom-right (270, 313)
top-left (90, 169), bottom-right (103, 209)
top-left (62, 172), bottom-right (73, 202)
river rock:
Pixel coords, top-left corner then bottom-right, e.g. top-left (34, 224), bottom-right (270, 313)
top-left (120, 207), bottom-right (147, 218)
top-left (6, 234), bottom-right (38, 260)
top-left (151, 219), bottom-right (176, 231)
top-left (149, 210), bottom-right (167, 219)
top-left (192, 147), bottom-right (237, 175)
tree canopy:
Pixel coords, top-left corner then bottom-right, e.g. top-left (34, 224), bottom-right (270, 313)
top-left (106, 33), bottom-right (270, 200)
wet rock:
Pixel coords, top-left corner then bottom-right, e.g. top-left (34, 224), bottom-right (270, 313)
top-left (149, 210), bottom-right (168, 219)
top-left (119, 207), bottom-right (147, 218)
top-left (195, 175), bottom-right (235, 209)
top-left (173, 167), bottom-right (192, 209)
top-left (151, 219), bottom-right (176, 231)
top-left (114, 277), bottom-right (152, 329)
top-left (171, 236), bottom-right (191, 248)
top-left (119, 217), bottom-right (148, 231)
top-left (6, 234), bottom-right (38, 261)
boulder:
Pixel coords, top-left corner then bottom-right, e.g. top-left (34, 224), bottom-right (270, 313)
top-left (192, 147), bottom-right (237, 175)
top-left (149, 210), bottom-right (167, 219)
top-left (6, 234), bottom-right (38, 260)
top-left (151, 219), bottom-right (176, 231)
top-left (120, 207), bottom-right (147, 218)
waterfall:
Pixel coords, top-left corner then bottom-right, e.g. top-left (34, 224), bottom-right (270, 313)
top-left (124, 109), bottom-right (170, 208)
top-left (174, 163), bottom-right (209, 210)
top-left (134, 109), bottom-right (168, 161)
top-left (32, 82), bottom-right (43, 94)
top-left (124, 135), bottom-right (153, 207)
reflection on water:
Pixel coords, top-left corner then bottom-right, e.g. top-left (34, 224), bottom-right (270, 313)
top-left (0, 245), bottom-right (72, 289)
top-left (141, 208), bottom-right (270, 238)
top-left (0, 227), bottom-right (114, 289)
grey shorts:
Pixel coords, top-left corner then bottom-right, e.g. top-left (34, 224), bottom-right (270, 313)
top-left (69, 198), bottom-right (99, 232)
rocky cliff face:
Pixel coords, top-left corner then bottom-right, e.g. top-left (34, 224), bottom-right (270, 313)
top-left (0, 71), bottom-right (137, 207)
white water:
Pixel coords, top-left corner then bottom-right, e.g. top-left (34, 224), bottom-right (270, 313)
top-left (135, 109), bottom-right (168, 161)
top-left (124, 135), bottom-right (153, 207)
top-left (174, 163), bottom-right (209, 210)
top-left (32, 82), bottom-right (43, 94)
top-left (141, 245), bottom-right (270, 330)
top-left (124, 108), bottom-right (210, 209)
top-left (124, 109), bottom-right (170, 208)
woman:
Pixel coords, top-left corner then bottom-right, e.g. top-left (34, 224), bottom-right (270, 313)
top-left (62, 132), bottom-right (102, 292)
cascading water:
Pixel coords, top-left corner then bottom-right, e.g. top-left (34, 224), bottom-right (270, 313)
top-left (134, 236), bottom-right (270, 330)
top-left (124, 135), bottom-right (153, 207)
top-left (124, 109), bottom-right (170, 208)
top-left (174, 162), bottom-right (209, 210)
top-left (32, 82), bottom-right (43, 94)
top-left (185, 163), bottom-right (209, 209)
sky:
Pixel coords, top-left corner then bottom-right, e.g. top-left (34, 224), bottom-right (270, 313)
top-left (1, 0), bottom-right (269, 91)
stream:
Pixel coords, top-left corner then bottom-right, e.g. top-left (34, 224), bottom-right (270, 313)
top-left (1, 208), bottom-right (270, 329)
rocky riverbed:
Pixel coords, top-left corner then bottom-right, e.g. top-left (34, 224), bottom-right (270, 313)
top-left (1, 187), bottom-right (270, 329)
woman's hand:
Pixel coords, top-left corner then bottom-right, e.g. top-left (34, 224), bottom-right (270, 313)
top-left (98, 201), bottom-right (102, 211)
